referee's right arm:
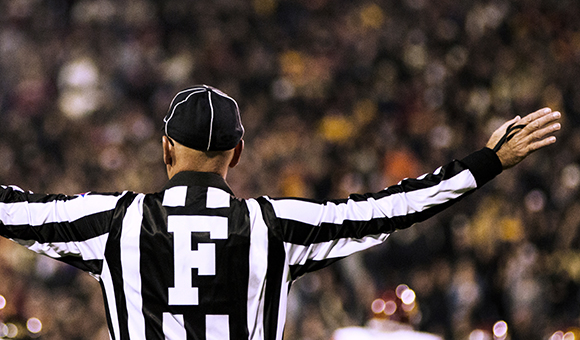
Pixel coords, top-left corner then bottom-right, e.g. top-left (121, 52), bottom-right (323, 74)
top-left (0, 185), bottom-right (128, 274)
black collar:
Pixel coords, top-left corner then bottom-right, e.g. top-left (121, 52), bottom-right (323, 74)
top-left (163, 171), bottom-right (234, 195)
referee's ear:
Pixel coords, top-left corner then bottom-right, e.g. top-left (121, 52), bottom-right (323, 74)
top-left (229, 140), bottom-right (244, 168)
top-left (162, 136), bottom-right (174, 167)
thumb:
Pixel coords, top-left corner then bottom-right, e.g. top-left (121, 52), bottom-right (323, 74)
top-left (501, 115), bottom-right (521, 131)
top-left (486, 115), bottom-right (521, 150)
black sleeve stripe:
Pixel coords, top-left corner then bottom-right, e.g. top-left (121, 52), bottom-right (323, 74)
top-left (276, 217), bottom-right (397, 246)
top-left (2, 211), bottom-right (114, 243)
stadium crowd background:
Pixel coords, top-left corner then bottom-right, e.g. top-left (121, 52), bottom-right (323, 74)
top-left (0, 0), bottom-right (579, 339)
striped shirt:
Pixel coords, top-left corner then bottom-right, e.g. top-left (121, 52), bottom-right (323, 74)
top-left (0, 148), bottom-right (502, 340)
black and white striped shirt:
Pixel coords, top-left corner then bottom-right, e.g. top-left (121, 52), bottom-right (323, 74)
top-left (0, 148), bottom-right (502, 340)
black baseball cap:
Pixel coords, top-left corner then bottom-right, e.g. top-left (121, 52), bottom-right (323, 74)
top-left (163, 85), bottom-right (244, 151)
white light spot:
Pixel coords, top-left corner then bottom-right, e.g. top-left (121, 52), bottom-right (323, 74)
top-left (493, 320), bottom-right (508, 338)
top-left (27, 318), bottom-right (42, 334)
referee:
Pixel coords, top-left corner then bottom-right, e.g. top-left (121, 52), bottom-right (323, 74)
top-left (0, 85), bottom-right (561, 340)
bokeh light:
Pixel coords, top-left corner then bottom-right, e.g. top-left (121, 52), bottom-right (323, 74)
top-left (384, 300), bottom-right (397, 316)
top-left (27, 318), bottom-right (42, 334)
top-left (469, 329), bottom-right (492, 340)
top-left (561, 164), bottom-right (580, 189)
top-left (395, 284), bottom-right (409, 299)
top-left (400, 288), bottom-right (416, 305)
top-left (493, 321), bottom-right (508, 339)
top-left (525, 189), bottom-right (546, 213)
top-left (6, 323), bottom-right (18, 338)
top-left (371, 298), bottom-right (385, 314)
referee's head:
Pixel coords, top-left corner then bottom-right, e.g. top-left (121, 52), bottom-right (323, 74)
top-left (162, 85), bottom-right (245, 179)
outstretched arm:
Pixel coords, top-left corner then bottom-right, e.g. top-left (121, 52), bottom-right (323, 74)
top-left (486, 108), bottom-right (561, 169)
top-left (0, 186), bottom-right (130, 274)
top-left (260, 107), bottom-right (562, 280)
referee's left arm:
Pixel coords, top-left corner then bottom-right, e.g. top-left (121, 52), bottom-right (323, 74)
top-left (258, 148), bottom-right (502, 280)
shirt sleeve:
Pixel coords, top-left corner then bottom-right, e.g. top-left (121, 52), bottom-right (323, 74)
top-left (0, 185), bottom-right (128, 274)
top-left (258, 148), bottom-right (502, 279)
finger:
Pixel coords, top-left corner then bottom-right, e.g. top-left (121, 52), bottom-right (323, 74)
top-left (518, 107), bottom-right (553, 126)
top-left (526, 122), bottom-right (561, 142)
top-left (526, 135), bottom-right (557, 153)
top-left (521, 111), bottom-right (561, 135)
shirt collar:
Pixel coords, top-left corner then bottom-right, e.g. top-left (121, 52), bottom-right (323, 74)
top-left (163, 171), bottom-right (234, 195)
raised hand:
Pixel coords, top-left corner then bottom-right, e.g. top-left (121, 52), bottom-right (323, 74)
top-left (486, 108), bottom-right (561, 169)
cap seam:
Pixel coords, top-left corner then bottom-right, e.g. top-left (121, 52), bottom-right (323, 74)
top-left (211, 87), bottom-right (245, 138)
top-left (207, 90), bottom-right (215, 151)
top-left (164, 88), bottom-right (206, 137)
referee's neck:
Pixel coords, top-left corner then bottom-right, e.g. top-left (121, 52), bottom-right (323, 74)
top-left (163, 138), bottom-right (243, 180)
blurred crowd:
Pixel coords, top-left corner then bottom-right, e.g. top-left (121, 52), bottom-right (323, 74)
top-left (0, 0), bottom-right (579, 339)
